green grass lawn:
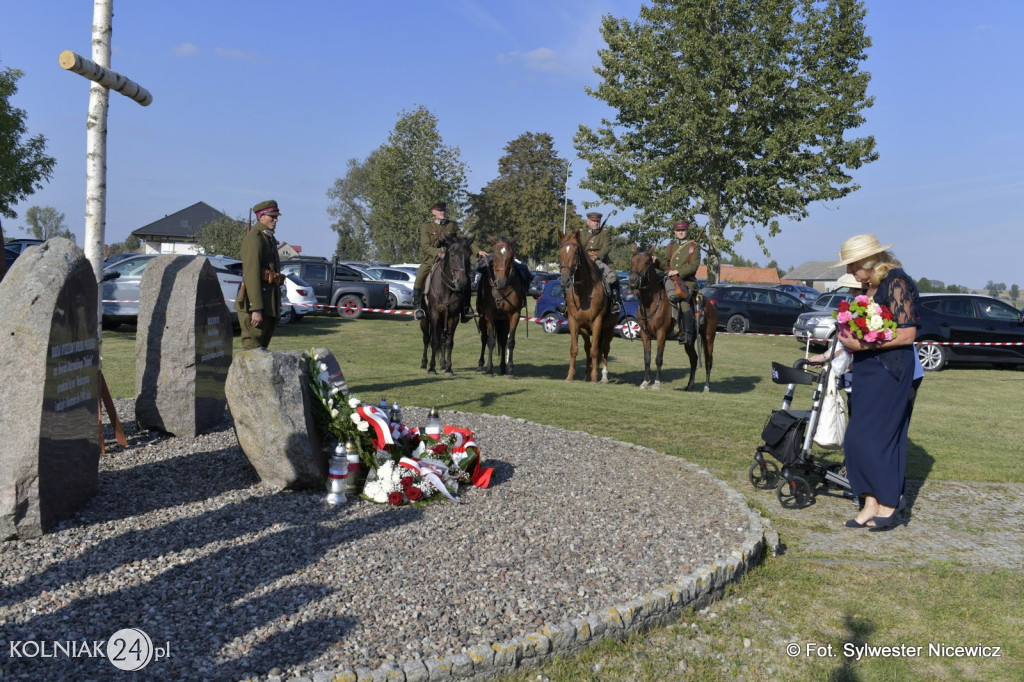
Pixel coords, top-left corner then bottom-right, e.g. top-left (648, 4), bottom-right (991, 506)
top-left (100, 311), bottom-right (1024, 680)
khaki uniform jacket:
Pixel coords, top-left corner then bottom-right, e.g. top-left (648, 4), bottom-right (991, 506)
top-left (667, 239), bottom-right (700, 281)
top-left (420, 219), bottom-right (460, 265)
top-left (580, 227), bottom-right (612, 265)
top-left (237, 224), bottom-right (282, 315)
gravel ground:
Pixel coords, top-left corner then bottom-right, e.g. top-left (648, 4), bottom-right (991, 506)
top-left (0, 401), bottom-right (761, 681)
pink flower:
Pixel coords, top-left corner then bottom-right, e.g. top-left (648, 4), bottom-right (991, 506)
top-left (836, 311), bottom-right (853, 324)
top-left (854, 294), bottom-right (870, 306)
top-left (863, 330), bottom-right (879, 343)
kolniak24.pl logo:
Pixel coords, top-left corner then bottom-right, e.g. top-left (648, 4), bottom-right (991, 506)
top-left (9, 628), bottom-right (169, 671)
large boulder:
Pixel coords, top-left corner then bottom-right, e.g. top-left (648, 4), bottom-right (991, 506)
top-left (225, 349), bottom-right (326, 489)
top-left (135, 256), bottom-right (233, 437)
top-left (0, 238), bottom-right (100, 540)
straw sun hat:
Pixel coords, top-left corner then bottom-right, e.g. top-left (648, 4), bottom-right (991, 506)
top-left (835, 233), bottom-right (893, 266)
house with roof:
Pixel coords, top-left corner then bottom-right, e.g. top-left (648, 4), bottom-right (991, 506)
top-left (700, 264), bottom-right (781, 286)
top-left (782, 261), bottom-right (849, 290)
top-left (130, 201), bottom-right (240, 255)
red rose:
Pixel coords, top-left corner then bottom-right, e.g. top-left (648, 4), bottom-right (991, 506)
top-left (855, 317), bottom-right (868, 329)
top-left (432, 444), bottom-right (448, 455)
top-left (400, 476), bottom-right (414, 490)
top-left (881, 307), bottom-right (893, 320)
top-left (837, 300), bottom-right (850, 312)
top-left (387, 491), bottom-right (404, 505)
top-left (407, 487), bottom-right (424, 501)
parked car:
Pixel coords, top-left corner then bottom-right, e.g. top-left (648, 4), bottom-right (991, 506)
top-left (533, 279), bottom-right (641, 339)
top-left (3, 247), bottom-right (17, 273)
top-left (279, 257), bottom-right (389, 319)
top-left (103, 252), bottom-right (140, 266)
top-left (792, 292), bottom-right (856, 348)
top-left (528, 272), bottom-right (555, 298)
top-left (775, 283), bottom-right (820, 302)
top-left (279, 273), bottom-right (319, 324)
top-left (364, 266), bottom-right (417, 309)
top-left (3, 238), bottom-right (44, 255)
top-left (101, 254), bottom-right (245, 329)
top-left (915, 293), bottom-right (1024, 371)
top-left (702, 284), bottom-right (813, 334)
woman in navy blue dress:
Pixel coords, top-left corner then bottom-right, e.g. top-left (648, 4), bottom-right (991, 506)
top-left (836, 234), bottom-right (920, 531)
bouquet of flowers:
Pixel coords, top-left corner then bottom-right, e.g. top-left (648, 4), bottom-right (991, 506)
top-left (305, 350), bottom-right (378, 469)
top-left (834, 295), bottom-right (898, 343)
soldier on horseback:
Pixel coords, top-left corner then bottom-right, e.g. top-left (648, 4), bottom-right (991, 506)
top-left (655, 220), bottom-right (701, 344)
top-left (414, 201), bottom-right (473, 322)
top-left (577, 211), bottom-right (623, 315)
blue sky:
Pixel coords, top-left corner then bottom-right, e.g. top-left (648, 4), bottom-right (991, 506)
top-left (2, 0), bottom-right (1022, 289)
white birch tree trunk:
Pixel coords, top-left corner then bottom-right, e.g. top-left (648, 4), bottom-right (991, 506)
top-left (84, 0), bottom-right (112, 290)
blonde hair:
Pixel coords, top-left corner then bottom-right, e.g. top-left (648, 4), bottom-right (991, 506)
top-left (856, 251), bottom-right (901, 287)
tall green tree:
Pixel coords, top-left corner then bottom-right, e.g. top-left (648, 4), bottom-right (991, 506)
top-left (469, 132), bottom-right (580, 264)
top-left (1010, 284), bottom-right (1019, 304)
top-left (107, 234), bottom-right (141, 256)
top-left (575, 0), bottom-right (877, 284)
top-left (327, 106), bottom-right (468, 263)
top-left (194, 214), bottom-right (246, 260)
top-left (985, 280), bottom-right (1006, 299)
top-left (326, 157), bottom-right (374, 260)
top-left (22, 205), bottom-right (74, 241)
top-left (1, 65), bottom-right (56, 222)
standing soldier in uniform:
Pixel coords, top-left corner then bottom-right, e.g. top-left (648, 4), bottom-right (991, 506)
top-left (579, 211), bottom-right (623, 315)
top-left (655, 220), bottom-right (701, 344)
top-left (413, 201), bottom-right (472, 322)
top-left (236, 199), bottom-right (284, 350)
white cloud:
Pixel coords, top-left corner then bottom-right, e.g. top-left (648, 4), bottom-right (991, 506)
top-left (172, 43), bottom-right (200, 57)
top-left (498, 47), bottom-right (564, 73)
top-left (214, 47), bottom-right (259, 62)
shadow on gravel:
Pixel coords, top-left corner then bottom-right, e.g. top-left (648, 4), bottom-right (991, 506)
top-left (3, 500), bottom-right (423, 680)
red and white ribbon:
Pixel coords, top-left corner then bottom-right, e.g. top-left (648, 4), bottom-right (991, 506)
top-left (356, 404), bottom-right (394, 450)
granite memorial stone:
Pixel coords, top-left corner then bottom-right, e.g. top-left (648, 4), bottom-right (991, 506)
top-left (0, 238), bottom-right (100, 540)
top-left (225, 349), bottom-right (328, 490)
top-left (134, 256), bottom-right (233, 438)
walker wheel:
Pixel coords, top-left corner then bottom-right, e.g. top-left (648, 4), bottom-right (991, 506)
top-left (748, 460), bottom-right (780, 490)
top-left (777, 476), bottom-right (814, 509)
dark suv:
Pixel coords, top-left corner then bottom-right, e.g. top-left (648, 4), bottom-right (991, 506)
top-left (915, 293), bottom-right (1024, 371)
top-left (702, 284), bottom-right (813, 334)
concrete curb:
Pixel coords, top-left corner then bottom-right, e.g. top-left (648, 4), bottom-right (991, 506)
top-left (279, 417), bottom-right (778, 682)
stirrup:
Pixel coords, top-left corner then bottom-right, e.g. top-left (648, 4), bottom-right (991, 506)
top-left (461, 307), bottom-right (474, 322)
top-left (414, 308), bottom-right (425, 320)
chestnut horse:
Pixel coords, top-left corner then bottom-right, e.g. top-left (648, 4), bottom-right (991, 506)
top-left (420, 236), bottom-right (472, 376)
top-left (628, 247), bottom-right (718, 392)
top-left (476, 237), bottom-right (525, 377)
top-left (559, 231), bottom-right (615, 382)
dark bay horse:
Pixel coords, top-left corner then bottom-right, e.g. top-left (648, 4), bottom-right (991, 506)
top-left (476, 237), bottom-right (525, 377)
top-left (420, 236), bottom-right (472, 376)
top-left (559, 231), bottom-right (615, 382)
top-left (628, 247), bottom-right (718, 392)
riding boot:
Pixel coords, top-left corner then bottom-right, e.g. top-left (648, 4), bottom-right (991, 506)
top-left (461, 288), bottom-right (474, 323)
top-left (610, 280), bottom-right (623, 316)
top-left (413, 288), bottom-right (425, 320)
top-left (678, 306), bottom-right (695, 344)
top-left (556, 300), bottom-right (566, 314)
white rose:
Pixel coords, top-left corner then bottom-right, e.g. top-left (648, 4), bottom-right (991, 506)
top-left (357, 421), bottom-right (369, 432)
top-left (348, 397), bottom-right (361, 409)
top-left (349, 412), bottom-right (362, 425)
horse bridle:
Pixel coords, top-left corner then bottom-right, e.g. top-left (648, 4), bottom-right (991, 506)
top-left (631, 251), bottom-right (665, 326)
top-left (558, 241), bottom-right (581, 294)
top-left (488, 241), bottom-right (521, 310)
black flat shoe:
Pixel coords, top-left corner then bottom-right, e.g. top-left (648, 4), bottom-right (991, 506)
top-left (867, 497), bottom-right (906, 532)
top-left (844, 518), bottom-right (867, 528)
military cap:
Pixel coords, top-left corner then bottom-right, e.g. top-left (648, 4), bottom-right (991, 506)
top-left (672, 221), bottom-right (690, 231)
top-left (431, 201), bottom-right (447, 211)
top-left (253, 199), bottom-right (281, 217)
top-left (586, 212), bottom-right (602, 220)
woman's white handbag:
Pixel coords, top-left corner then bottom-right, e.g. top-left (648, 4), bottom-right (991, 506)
top-left (814, 374), bottom-right (847, 450)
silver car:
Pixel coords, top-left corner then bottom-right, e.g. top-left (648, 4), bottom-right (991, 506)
top-left (792, 292), bottom-right (855, 347)
top-left (101, 254), bottom-right (245, 329)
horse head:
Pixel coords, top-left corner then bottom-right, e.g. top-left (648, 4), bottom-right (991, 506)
top-left (629, 247), bottom-right (656, 291)
top-left (489, 235), bottom-right (516, 289)
top-left (558, 231), bottom-right (583, 290)
top-left (442, 236), bottom-right (472, 292)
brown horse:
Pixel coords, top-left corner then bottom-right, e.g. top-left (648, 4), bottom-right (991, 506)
top-left (559, 231), bottom-right (615, 382)
top-left (628, 247), bottom-right (718, 392)
top-left (476, 237), bottom-right (525, 377)
top-left (420, 236), bottom-right (472, 376)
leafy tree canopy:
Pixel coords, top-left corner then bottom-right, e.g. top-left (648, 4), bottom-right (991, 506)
top-left (1, 65), bottom-right (56, 220)
top-left (107, 234), bottom-right (141, 256)
top-left (575, 0), bottom-right (877, 284)
top-left (468, 132), bottom-right (582, 265)
top-left (22, 205), bottom-right (74, 242)
top-left (195, 214), bottom-right (246, 260)
top-left (327, 106), bottom-right (468, 263)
